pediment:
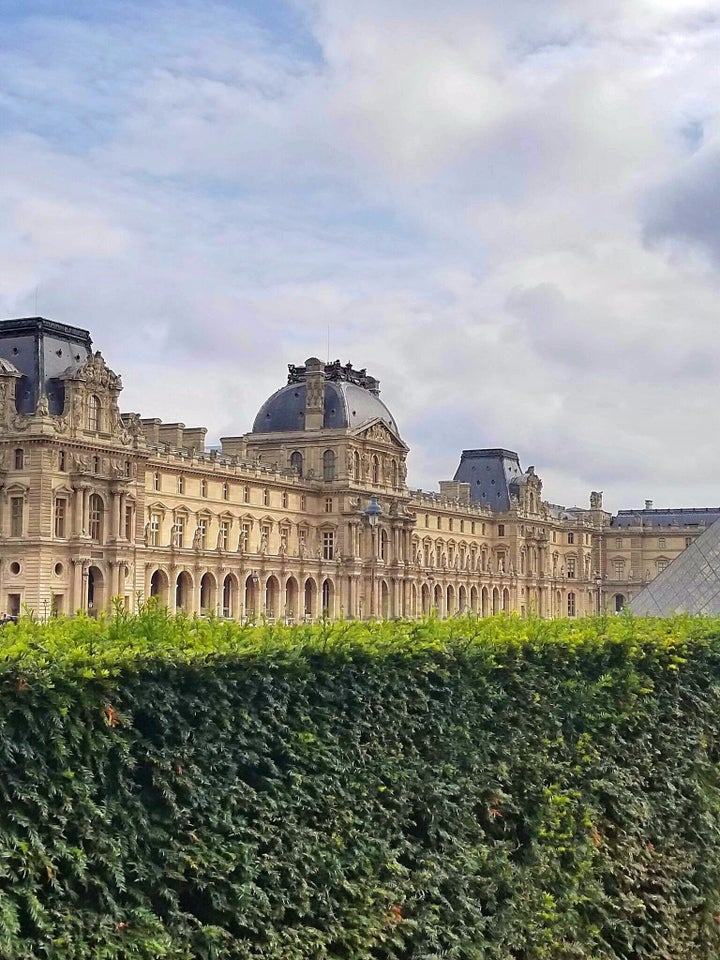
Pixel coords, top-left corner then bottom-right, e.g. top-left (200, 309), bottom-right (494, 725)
top-left (354, 418), bottom-right (407, 450)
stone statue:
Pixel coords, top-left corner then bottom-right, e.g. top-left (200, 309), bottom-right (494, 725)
top-left (590, 491), bottom-right (603, 510)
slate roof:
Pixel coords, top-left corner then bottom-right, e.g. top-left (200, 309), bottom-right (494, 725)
top-left (453, 449), bottom-right (525, 512)
top-left (252, 380), bottom-right (399, 435)
top-left (611, 508), bottom-right (720, 529)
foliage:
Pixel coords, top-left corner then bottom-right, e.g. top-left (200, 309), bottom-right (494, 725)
top-left (1, 606), bottom-right (720, 958)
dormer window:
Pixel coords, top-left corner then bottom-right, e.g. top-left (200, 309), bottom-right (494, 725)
top-left (88, 395), bottom-right (100, 432)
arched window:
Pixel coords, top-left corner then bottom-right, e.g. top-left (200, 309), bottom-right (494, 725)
top-left (354, 450), bottom-right (361, 480)
top-left (87, 395), bottom-right (100, 432)
top-left (89, 494), bottom-right (104, 542)
top-left (290, 451), bottom-right (303, 476)
top-left (323, 449), bottom-right (335, 482)
top-left (13, 448), bottom-right (23, 470)
top-left (372, 455), bottom-right (380, 484)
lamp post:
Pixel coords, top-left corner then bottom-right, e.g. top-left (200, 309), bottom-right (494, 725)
top-left (595, 573), bottom-right (602, 615)
top-left (365, 497), bottom-right (382, 618)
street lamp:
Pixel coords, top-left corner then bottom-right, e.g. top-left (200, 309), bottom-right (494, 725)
top-left (365, 498), bottom-right (382, 618)
top-left (594, 572), bottom-right (602, 615)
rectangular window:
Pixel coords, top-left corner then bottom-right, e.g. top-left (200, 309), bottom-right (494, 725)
top-left (177, 476), bottom-right (184, 494)
top-left (613, 559), bottom-right (624, 581)
top-left (7, 594), bottom-right (21, 618)
top-left (173, 515), bottom-right (185, 548)
top-left (498, 524), bottom-right (505, 537)
top-left (567, 557), bottom-right (576, 579)
top-left (657, 559), bottom-right (668, 572)
top-left (10, 496), bottom-right (23, 537)
top-left (153, 472), bottom-right (160, 491)
top-left (322, 531), bottom-right (334, 561)
top-left (58, 450), bottom-right (66, 472)
top-left (219, 520), bottom-right (229, 550)
top-left (243, 485), bottom-right (250, 503)
top-left (198, 518), bottom-right (207, 549)
top-left (282, 491), bottom-right (288, 509)
top-left (658, 537), bottom-right (666, 549)
top-left (298, 528), bottom-right (307, 551)
top-left (222, 482), bottom-right (229, 501)
top-left (615, 537), bottom-right (622, 548)
top-left (124, 506), bottom-right (133, 540)
top-left (685, 537), bottom-right (692, 547)
top-left (150, 513), bottom-right (160, 547)
top-left (567, 593), bottom-right (576, 617)
top-left (263, 488), bottom-right (270, 506)
top-left (300, 495), bottom-right (306, 511)
top-left (471, 521), bottom-right (475, 535)
top-left (54, 498), bottom-right (66, 538)
top-left (448, 518), bottom-right (453, 532)
top-left (567, 532), bottom-right (574, 545)
top-left (460, 520), bottom-right (464, 533)
top-left (14, 449), bottom-right (23, 470)
top-left (437, 516), bottom-right (442, 530)
top-left (325, 497), bottom-right (333, 513)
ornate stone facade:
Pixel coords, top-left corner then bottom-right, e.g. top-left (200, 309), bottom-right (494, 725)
top-left (0, 318), bottom-right (712, 620)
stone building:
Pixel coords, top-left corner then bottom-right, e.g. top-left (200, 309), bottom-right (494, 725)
top-left (0, 317), bottom-right (712, 620)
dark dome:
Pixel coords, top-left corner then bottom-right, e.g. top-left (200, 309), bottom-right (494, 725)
top-left (252, 380), bottom-right (399, 435)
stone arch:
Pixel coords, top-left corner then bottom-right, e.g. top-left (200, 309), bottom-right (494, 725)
top-left (470, 585), bottom-right (478, 613)
top-left (149, 568), bottom-right (169, 605)
top-left (458, 584), bottom-right (467, 613)
top-left (200, 572), bottom-right (216, 615)
top-left (265, 575), bottom-right (280, 618)
top-left (502, 587), bottom-right (510, 612)
top-left (244, 573), bottom-right (259, 619)
top-left (87, 564), bottom-right (105, 615)
top-left (285, 576), bottom-right (299, 622)
top-left (222, 573), bottom-right (238, 618)
top-left (321, 578), bottom-right (335, 618)
top-left (492, 587), bottom-right (500, 615)
top-left (175, 570), bottom-right (193, 613)
top-left (304, 577), bottom-right (317, 619)
top-left (380, 579), bottom-right (390, 619)
top-left (446, 584), bottom-right (455, 616)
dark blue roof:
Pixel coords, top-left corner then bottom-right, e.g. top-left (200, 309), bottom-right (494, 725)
top-left (252, 380), bottom-right (399, 435)
top-left (611, 508), bottom-right (720, 528)
top-left (453, 449), bottom-right (524, 512)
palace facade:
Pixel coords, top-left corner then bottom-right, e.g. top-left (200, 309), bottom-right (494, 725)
top-left (0, 317), bottom-right (715, 621)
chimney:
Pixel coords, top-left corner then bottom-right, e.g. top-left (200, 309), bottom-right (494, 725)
top-left (157, 422), bottom-right (185, 449)
top-left (182, 427), bottom-right (207, 453)
top-left (645, 500), bottom-right (653, 510)
top-left (304, 357), bottom-right (325, 430)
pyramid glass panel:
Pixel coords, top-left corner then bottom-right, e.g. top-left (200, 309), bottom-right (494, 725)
top-left (630, 518), bottom-right (720, 615)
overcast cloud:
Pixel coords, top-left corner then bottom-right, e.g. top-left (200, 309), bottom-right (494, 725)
top-left (1, 0), bottom-right (719, 511)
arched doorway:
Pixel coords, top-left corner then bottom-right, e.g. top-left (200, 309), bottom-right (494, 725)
top-left (458, 585), bottom-right (467, 613)
top-left (200, 572), bottom-right (216, 616)
top-left (149, 569), bottom-right (169, 605)
top-left (380, 580), bottom-right (390, 619)
top-left (304, 578), bottom-right (317, 620)
top-left (265, 576), bottom-right (280, 619)
top-left (222, 574), bottom-right (237, 618)
top-left (322, 578), bottom-right (334, 618)
top-left (175, 571), bottom-right (192, 613)
top-left (421, 583), bottom-right (431, 616)
top-left (244, 574), bottom-right (259, 619)
top-left (285, 577), bottom-right (298, 622)
top-left (433, 583), bottom-right (443, 617)
top-left (87, 565), bottom-right (104, 615)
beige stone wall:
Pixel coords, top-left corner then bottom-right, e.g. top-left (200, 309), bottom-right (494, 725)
top-left (0, 350), bottom-right (701, 622)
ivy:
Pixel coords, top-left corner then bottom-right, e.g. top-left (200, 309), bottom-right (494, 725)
top-left (0, 607), bottom-right (719, 957)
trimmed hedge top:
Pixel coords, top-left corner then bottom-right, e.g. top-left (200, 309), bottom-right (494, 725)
top-left (1, 609), bottom-right (720, 959)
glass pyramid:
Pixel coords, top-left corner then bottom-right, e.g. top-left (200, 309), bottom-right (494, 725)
top-left (630, 517), bottom-right (720, 615)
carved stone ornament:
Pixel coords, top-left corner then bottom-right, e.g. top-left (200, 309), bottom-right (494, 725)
top-left (365, 423), bottom-right (393, 443)
top-left (74, 352), bottom-right (123, 392)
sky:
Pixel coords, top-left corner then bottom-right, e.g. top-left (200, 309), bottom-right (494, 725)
top-left (1, 0), bottom-right (719, 512)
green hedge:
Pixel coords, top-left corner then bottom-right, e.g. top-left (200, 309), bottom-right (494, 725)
top-left (2, 608), bottom-right (720, 959)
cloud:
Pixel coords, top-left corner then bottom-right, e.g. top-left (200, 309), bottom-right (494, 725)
top-left (1, 0), bottom-right (720, 513)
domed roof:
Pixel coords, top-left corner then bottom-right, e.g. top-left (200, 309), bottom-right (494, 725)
top-left (0, 357), bottom-right (20, 375)
top-left (252, 362), bottom-right (400, 436)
